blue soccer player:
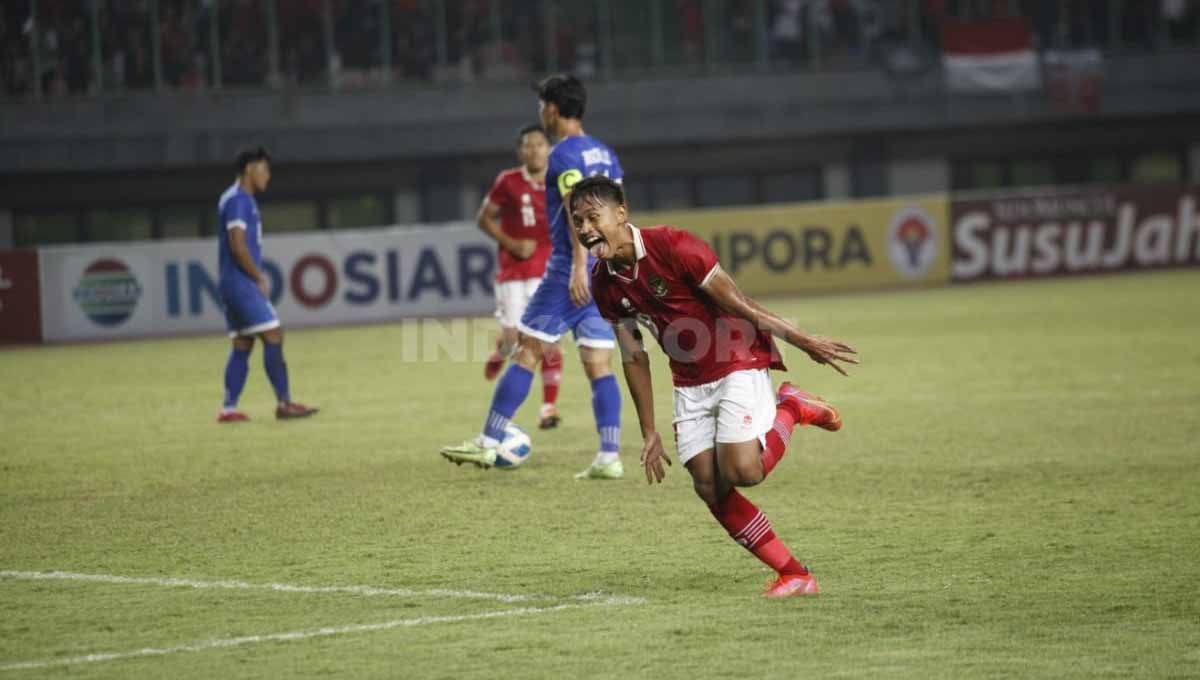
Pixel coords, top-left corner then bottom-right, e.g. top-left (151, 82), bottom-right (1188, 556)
top-left (216, 145), bottom-right (318, 423)
top-left (441, 75), bottom-right (624, 479)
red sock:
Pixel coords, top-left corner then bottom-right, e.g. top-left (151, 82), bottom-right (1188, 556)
top-left (541, 346), bottom-right (562, 406)
top-left (760, 403), bottom-right (799, 477)
top-left (708, 489), bottom-right (808, 576)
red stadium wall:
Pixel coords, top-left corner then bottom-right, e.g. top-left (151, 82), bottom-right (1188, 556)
top-left (0, 249), bottom-right (42, 344)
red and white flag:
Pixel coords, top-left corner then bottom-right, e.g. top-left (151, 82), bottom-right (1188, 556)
top-left (941, 17), bottom-right (1040, 93)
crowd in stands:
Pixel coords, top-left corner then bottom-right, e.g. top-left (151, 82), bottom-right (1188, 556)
top-left (2, 0), bottom-right (1196, 97)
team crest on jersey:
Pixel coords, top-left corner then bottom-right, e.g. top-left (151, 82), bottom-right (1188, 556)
top-left (647, 275), bottom-right (668, 298)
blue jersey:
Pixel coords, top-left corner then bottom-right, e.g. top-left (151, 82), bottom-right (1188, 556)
top-left (217, 182), bottom-right (263, 284)
top-left (544, 134), bottom-right (624, 278)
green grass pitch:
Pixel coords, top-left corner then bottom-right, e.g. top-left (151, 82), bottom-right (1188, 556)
top-left (2, 270), bottom-right (1198, 678)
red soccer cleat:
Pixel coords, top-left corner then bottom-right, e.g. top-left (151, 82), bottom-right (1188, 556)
top-left (484, 352), bottom-right (505, 381)
top-left (217, 410), bottom-right (249, 423)
top-left (538, 403), bottom-right (561, 430)
top-left (276, 402), bottom-right (319, 420)
top-left (763, 572), bottom-right (820, 598)
top-left (777, 382), bottom-right (841, 431)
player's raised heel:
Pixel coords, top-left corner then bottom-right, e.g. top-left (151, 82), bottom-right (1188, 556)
top-left (777, 382), bottom-right (841, 432)
top-left (276, 402), bottom-right (319, 420)
top-left (763, 571), bottom-right (820, 598)
top-left (440, 441), bottom-right (498, 469)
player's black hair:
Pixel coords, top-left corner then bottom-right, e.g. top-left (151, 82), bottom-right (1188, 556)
top-left (569, 175), bottom-right (626, 215)
top-left (235, 145), bottom-right (271, 174)
top-left (535, 74), bottom-right (586, 120)
top-left (516, 123), bottom-right (548, 145)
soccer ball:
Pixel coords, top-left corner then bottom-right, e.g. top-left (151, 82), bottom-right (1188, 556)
top-left (495, 423), bottom-right (532, 469)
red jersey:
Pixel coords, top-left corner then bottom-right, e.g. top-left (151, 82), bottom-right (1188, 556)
top-left (485, 167), bottom-right (552, 282)
top-left (591, 225), bottom-right (785, 387)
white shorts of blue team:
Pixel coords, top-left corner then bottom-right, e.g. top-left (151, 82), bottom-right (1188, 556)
top-left (515, 272), bottom-right (615, 349)
top-left (219, 276), bottom-right (280, 338)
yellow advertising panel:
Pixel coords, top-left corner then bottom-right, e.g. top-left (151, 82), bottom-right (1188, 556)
top-left (635, 195), bottom-right (951, 296)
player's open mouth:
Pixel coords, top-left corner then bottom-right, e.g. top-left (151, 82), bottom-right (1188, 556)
top-left (582, 234), bottom-right (608, 256)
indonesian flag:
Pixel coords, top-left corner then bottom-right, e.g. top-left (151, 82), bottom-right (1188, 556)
top-left (941, 17), bottom-right (1040, 93)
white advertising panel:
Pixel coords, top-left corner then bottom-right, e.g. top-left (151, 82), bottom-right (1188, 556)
top-left (39, 224), bottom-right (498, 342)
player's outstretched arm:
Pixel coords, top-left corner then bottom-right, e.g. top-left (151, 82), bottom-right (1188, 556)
top-left (476, 198), bottom-right (535, 259)
top-left (701, 267), bottom-right (859, 376)
top-left (616, 320), bottom-right (670, 484)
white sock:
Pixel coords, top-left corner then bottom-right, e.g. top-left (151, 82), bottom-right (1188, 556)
top-left (476, 434), bottom-right (501, 449)
top-left (594, 451), bottom-right (619, 466)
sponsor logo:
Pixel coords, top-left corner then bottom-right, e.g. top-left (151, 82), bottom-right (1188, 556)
top-left (952, 191), bottom-right (1200, 280)
top-left (165, 246), bottom-right (496, 317)
top-left (888, 206), bottom-right (939, 278)
top-left (648, 275), bottom-right (668, 298)
top-left (637, 195), bottom-right (950, 297)
top-left (74, 258), bottom-right (143, 327)
top-left (709, 226), bottom-right (872, 276)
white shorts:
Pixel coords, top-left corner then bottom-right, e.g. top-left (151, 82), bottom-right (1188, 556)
top-left (672, 368), bottom-right (777, 465)
top-left (494, 277), bottom-right (543, 328)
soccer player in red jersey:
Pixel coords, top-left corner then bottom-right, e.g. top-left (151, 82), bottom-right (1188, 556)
top-left (477, 124), bottom-right (564, 429)
top-left (571, 175), bottom-right (858, 598)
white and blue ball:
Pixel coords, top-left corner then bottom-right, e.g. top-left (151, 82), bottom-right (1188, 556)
top-left (495, 423), bottom-right (532, 469)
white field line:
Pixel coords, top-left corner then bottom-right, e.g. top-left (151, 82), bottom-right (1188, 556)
top-left (0, 569), bottom-right (545, 603)
top-left (0, 570), bottom-right (646, 671)
top-left (0, 601), bottom-right (630, 672)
